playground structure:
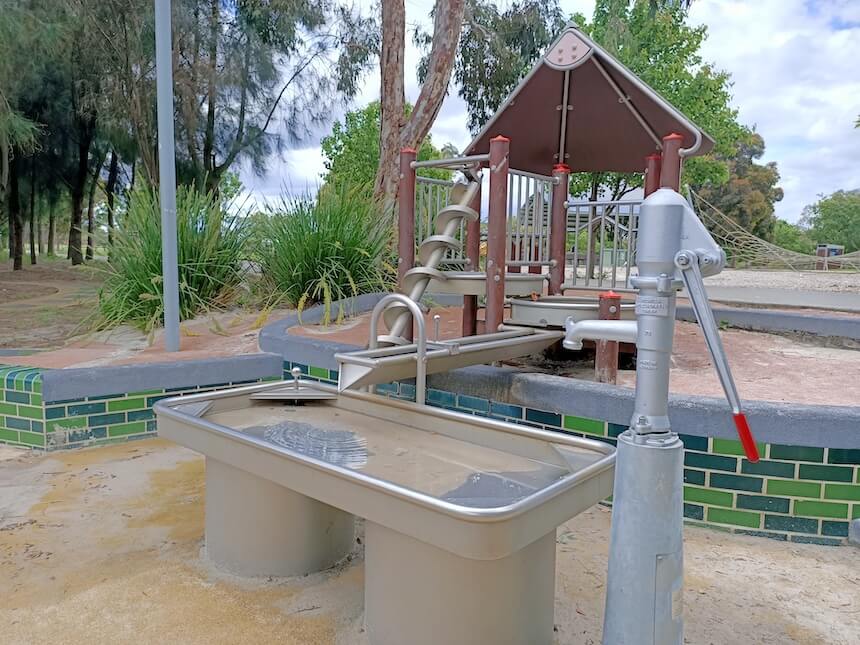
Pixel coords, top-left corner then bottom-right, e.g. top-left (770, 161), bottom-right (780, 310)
top-left (157, 25), bottom-right (765, 645)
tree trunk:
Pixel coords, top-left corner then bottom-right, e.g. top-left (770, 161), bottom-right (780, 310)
top-left (105, 150), bottom-right (119, 247)
top-left (85, 152), bottom-right (106, 261)
top-left (29, 159), bottom-right (36, 265)
top-left (375, 0), bottom-right (466, 217)
top-left (37, 196), bottom-right (43, 255)
top-left (201, 0), bottom-right (220, 189)
top-left (8, 157), bottom-right (23, 270)
top-left (375, 0), bottom-right (406, 210)
top-left (48, 201), bottom-right (55, 256)
top-left (69, 114), bottom-right (96, 265)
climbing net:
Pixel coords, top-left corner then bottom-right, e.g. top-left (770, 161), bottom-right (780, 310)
top-left (688, 189), bottom-right (860, 272)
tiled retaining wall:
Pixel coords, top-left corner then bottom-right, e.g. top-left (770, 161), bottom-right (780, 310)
top-left (285, 359), bottom-right (860, 546)
top-left (1, 356), bottom-right (281, 451)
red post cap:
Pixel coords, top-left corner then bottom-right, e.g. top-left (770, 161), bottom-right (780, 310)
top-left (553, 163), bottom-right (571, 173)
top-left (663, 132), bottom-right (684, 141)
top-left (646, 153), bottom-right (662, 160)
top-left (401, 147), bottom-right (417, 154)
top-left (490, 135), bottom-right (511, 143)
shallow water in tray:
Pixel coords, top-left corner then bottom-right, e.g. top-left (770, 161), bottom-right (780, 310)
top-left (207, 403), bottom-right (577, 508)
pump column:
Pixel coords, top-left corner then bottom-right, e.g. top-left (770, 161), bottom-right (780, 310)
top-left (602, 190), bottom-right (686, 645)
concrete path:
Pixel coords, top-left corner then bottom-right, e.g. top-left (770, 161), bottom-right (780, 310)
top-left (698, 286), bottom-right (860, 312)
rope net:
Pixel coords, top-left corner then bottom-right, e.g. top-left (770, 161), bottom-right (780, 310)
top-left (688, 188), bottom-right (860, 272)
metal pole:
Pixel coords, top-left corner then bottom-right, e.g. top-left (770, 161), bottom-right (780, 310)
top-left (549, 164), bottom-right (569, 295)
top-left (398, 148), bottom-right (417, 342)
top-left (154, 0), bottom-right (180, 352)
top-left (485, 136), bottom-right (510, 334)
top-left (644, 153), bottom-right (662, 197)
top-left (462, 184), bottom-right (481, 336)
top-left (659, 133), bottom-right (683, 191)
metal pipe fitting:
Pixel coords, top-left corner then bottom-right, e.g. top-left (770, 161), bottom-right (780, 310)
top-left (562, 318), bottom-right (638, 351)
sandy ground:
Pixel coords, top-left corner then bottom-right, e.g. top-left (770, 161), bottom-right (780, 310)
top-left (291, 307), bottom-right (860, 406)
top-left (704, 269), bottom-right (860, 293)
top-left (0, 440), bottom-right (857, 644)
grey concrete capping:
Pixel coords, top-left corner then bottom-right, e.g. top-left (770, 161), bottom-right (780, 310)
top-left (42, 353), bottom-right (283, 402)
top-left (262, 294), bottom-right (860, 450)
top-left (428, 367), bottom-right (860, 449)
top-left (676, 305), bottom-right (860, 341)
top-left (259, 292), bottom-right (463, 371)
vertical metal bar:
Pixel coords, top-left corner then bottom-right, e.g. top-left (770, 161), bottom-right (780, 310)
top-left (154, 0), bottom-right (180, 352)
top-left (571, 208), bottom-right (580, 286)
top-left (486, 136), bottom-right (509, 334)
top-left (585, 206), bottom-right (594, 288)
top-left (598, 204), bottom-right (607, 287)
top-left (611, 207), bottom-right (620, 289)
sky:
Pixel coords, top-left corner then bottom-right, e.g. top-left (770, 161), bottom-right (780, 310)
top-left (240, 0), bottom-right (860, 223)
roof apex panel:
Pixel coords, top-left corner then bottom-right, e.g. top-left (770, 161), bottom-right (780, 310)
top-left (465, 25), bottom-right (715, 175)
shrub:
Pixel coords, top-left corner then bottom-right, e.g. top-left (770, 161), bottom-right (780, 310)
top-left (97, 185), bottom-right (248, 331)
top-left (258, 186), bottom-right (394, 324)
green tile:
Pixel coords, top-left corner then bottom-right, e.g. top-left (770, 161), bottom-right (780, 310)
top-left (798, 464), bottom-right (853, 483)
top-left (853, 504), bottom-right (860, 520)
top-left (766, 479), bottom-right (821, 498)
top-left (16, 405), bottom-right (43, 420)
top-left (823, 484), bottom-right (860, 501)
top-left (563, 415), bottom-right (605, 435)
top-left (17, 431), bottom-right (45, 448)
top-left (736, 494), bottom-right (790, 514)
top-left (709, 473), bottom-right (763, 493)
top-left (107, 397), bottom-right (146, 412)
top-left (794, 500), bottom-right (849, 519)
top-left (309, 366), bottom-right (329, 380)
top-left (107, 421), bottom-right (147, 438)
top-left (32, 380), bottom-right (42, 393)
top-left (48, 417), bottom-right (88, 431)
top-left (0, 427), bottom-right (19, 443)
top-left (712, 438), bottom-right (766, 457)
top-left (769, 444), bottom-right (824, 462)
top-left (30, 393), bottom-right (42, 406)
top-left (684, 486), bottom-right (733, 507)
top-left (706, 507), bottom-right (761, 529)
top-left (0, 402), bottom-right (17, 415)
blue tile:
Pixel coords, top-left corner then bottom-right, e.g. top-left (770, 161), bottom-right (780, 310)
top-left (735, 530), bottom-right (787, 541)
top-left (30, 421), bottom-right (43, 433)
top-left (6, 416), bottom-right (30, 431)
top-left (375, 383), bottom-right (398, 394)
top-left (789, 535), bottom-right (842, 546)
top-left (146, 395), bottom-right (173, 407)
top-left (489, 402), bottom-right (523, 419)
top-left (67, 402), bottom-right (106, 416)
top-left (127, 409), bottom-right (155, 422)
top-left (91, 427), bottom-right (108, 439)
top-left (427, 389), bottom-right (455, 406)
top-left (683, 503), bottom-right (704, 520)
top-left (678, 433), bottom-right (708, 452)
top-left (821, 520), bottom-right (848, 538)
top-left (525, 408), bottom-right (561, 427)
top-left (88, 413), bottom-right (126, 426)
top-left (45, 406), bottom-right (66, 420)
top-left (684, 469), bottom-right (706, 485)
top-left (400, 383), bottom-right (416, 399)
top-left (608, 423), bottom-right (628, 438)
top-left (146, 420), bottom-right (157, 433)
top-left (5, 391), bottom-right (30, 404)
top-left (458, 395), bottom-right (489, 413)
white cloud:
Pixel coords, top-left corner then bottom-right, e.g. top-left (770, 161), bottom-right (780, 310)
top-left (243, 0), bottom-right (859, 223)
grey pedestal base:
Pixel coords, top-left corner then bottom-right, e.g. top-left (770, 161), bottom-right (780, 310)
top-left (204, 458), bottom-right (354, 577)
top-left (364, 521), bottom-right (557, 645)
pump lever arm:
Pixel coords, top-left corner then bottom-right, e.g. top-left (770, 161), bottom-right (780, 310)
top-left (675, 250), bottom-right (759, 462)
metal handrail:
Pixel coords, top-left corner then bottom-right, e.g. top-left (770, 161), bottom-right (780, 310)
top-left (368, 294), bottom-right (427, 405)
top-left (411, 154), bottom-right (489, 170)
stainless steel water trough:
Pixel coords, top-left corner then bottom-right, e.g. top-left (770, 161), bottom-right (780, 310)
top-left (155, 380), bottom-right (615, 645)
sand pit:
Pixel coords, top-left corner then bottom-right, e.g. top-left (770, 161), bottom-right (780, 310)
top-left (0, 440), bottom-right (857, 644)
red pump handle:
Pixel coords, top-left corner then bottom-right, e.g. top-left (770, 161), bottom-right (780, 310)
top-left (732, 412), bottom-right (759, 463)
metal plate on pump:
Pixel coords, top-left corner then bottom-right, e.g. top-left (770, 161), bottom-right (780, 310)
top-left (636, 295), bottom-right (669, 317)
